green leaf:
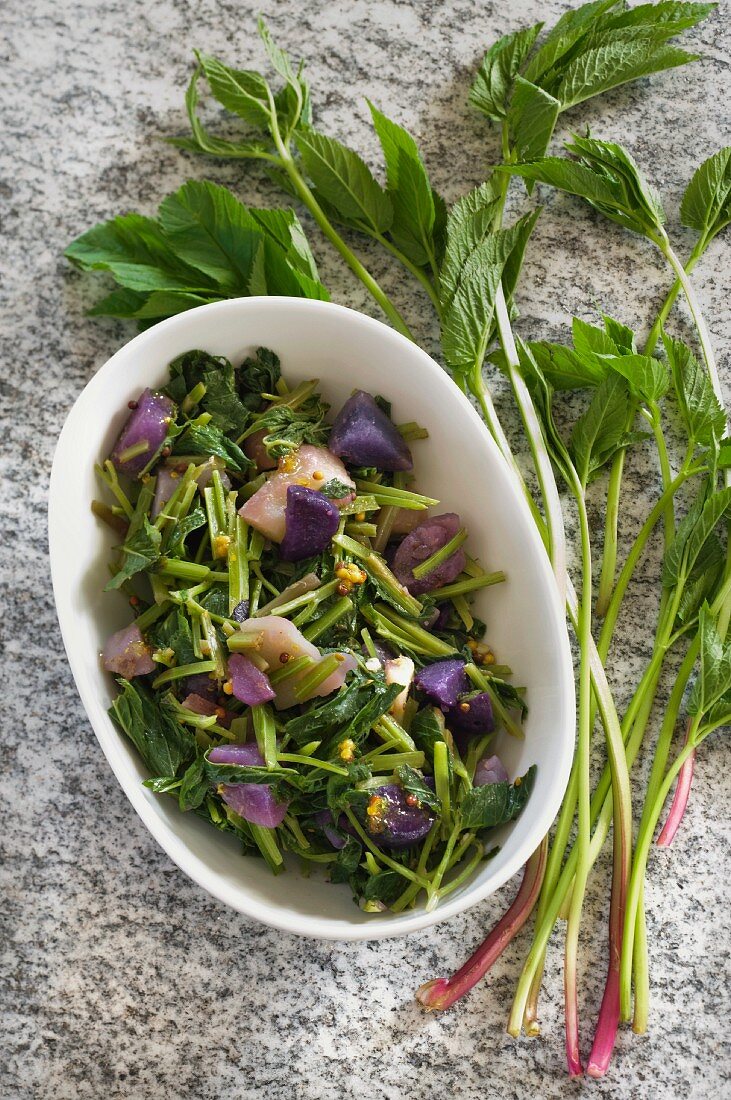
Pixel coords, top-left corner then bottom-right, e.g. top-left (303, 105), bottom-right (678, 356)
top-left (687, 604), bottom-right (731, 717)
top-left (570, 373), bottom-right (631, 484)
top-left (460, 765), bottom-right (536, 830)
top-left (249, 206), bottom-right (321, 281)
top-left (172, 423), bottom-right (250, 471)
top-left (362, 870), bottom-right (404, 907)
top-left (178, 753), bottom-right (209, 811)
top-left (368, 103), bottom-right (437, 266)
top-left (396, 764), bottom-right (441, 813)
top-left (469, 23), bottom-right (543, 121)
top-left (439, 181), bottom-right (501, 313)
top-left (65, 213), bottom-right (215, 294)
top-left (508, 76), bottom-right (560, 162)
top-left (249, 235), bottom-right (330, 300)
top-left (196, 53), bottom-right (272, 130)
top-left (410, 706), bottom-right (449, 765)
top-left (602, 314), bottom-right (637, 353)
top-left (572, 317), bottom-right (619, 357)
top-left (663, 485), bottom-right (731, 586)
top-left (663, 333), bottom-right (726, 444)
top-left (597, 3), bottom-right (716, 35)
top-left (167, 506), bottom-right (206, 558)
top-left (680, 145), bottom-right (731, 242)
top-left (110, 679), bottom-right (194, 777)
top-left (550, 34), bottom-right (699, 110)
top-left (326, 763), bottom-right (373, 815)
top-left (157, 180), bottom-right (262, 292)
top-left (174, 65), bottom-right (275, 160)
top-left (238, 347), bottom-right (282, 407)
top-left (150, 609), bottom-right (197, 666)
top-left (168, 349), bottom-right (251, 434)
top-left (106, 516), bottom-right (162, 591)
top-left (527, 340), bottom-right (609, 390)
top-left (607, 353), bottom-right (669, 404)
top-left (441, 211), bottom-right (540, 375)
top-left (296, 127), bottom-right (392, 234)
top-left (523, 1), bottom-right (619, 84)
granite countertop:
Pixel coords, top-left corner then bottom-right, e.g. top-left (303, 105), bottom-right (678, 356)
top-left (2, 1), bottom-right (730, 1097)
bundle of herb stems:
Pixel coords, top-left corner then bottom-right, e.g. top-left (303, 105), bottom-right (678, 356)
top-left (65, 1), bottom-right (731, 1078)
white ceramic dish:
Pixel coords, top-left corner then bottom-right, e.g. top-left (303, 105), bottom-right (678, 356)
top-left (49, 296), bottom-right (574, 941)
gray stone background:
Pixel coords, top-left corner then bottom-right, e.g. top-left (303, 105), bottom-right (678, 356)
top-left (1, 1), bottom-right (729, 1097)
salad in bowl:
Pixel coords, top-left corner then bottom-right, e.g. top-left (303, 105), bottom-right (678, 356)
top-left (95, 344), bottom-right (534, 914)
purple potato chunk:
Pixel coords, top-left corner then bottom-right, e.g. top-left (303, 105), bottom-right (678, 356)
top-left (102, 623), bottom-right (156, 678)
top-left (328, 390), bottom-right (413, 471)
top-left (392, 513), bottom-right (466, 595)
top-left (414, 658), bottom-right (469, 709)
top-left (208, 743), bottom-right (289, 828)
top-left (110, 389), bottom-right (175, 477)
top-left (362, 784), bottom-right (435, 849)
top-left (227, 653), bottom-right (275, 705)
top-left (279, 484), bottom-right (340, 561)
top-left (474, 754), bottom-right (509, 787)
top-left (449, 692), bottom-right (494, 738)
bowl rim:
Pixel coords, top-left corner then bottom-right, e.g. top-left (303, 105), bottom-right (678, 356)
top-left (49, 296), bottom-right (575, 941)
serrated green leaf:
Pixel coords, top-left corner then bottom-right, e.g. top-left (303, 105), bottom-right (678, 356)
top-left (249, 206), bottom-right (321, 281)
top-left (663, 333), bottom-right (727, 444)
top-left (680, 146), bottom-right (731, 241)
top-left (596, 3), bottom-right (715, 35)
top-left (158, 180), bottom-right (261, 292)
top-left (550, 34), bottom-right (698, 110)
top-left (196, 53), bottom-right (272, 130)
top-left (296, 127), bottom-right (392, 234)
top-left (602, 314), bottom-right (638, 353)
top-left (570, 373), bottom-right (631, 484)
top-left (65, 213), bottom-right (215, 294)
top-left (523, 1), bottom-right (619, 84)
top-left (368, 103), bottom-right (436, 266)
top-left (687, 604), bottom-right (731, 717)
top-left (175, 66), bottom-right (274, 160)
top-left (607, 353), bottom-right (669, 404)
top-left (566, 134), bottom-right (666, 233)
top-left (441, 212), bottom-right (540, 375)
top-left (572, 317), bottom-right (619, 357)
top-left (663, 486), bottom-right (731, 586)
top-left (501, 157), bottom-right (621, 208)
top-left (106, 516), bottom-right (162, 591)
top-left (528, 340), bottom-right (609, 390)
top-left (459, 765), bottom-right (536, 830)
top-left (469, 23), bottom-right (543, 121)
top-left (110, 679), bottom-right (194, 777)
top-left (439, 181), bottom-right (500, 312)
top-left (508, 76), bottom-right (560, 162)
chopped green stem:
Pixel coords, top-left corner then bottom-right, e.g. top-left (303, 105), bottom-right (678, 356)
top-left (293, 654), bottom-right (345, 701)
top-left (464, 663), bottom-right (524, 740)
top-left (248, 822), bottom-right (284, 870)
top-left (369, 751), bottom-right (426, 771)
top-left (354, 481), bottom-right (437, 510)
top-left (134, 600), bottom-right (170, 632)
top-left (372, 714), bottom-right (417, 753)
top-left (252, 703), bottom-right (278, 770)
top-left (366, 603), bottom-right (457, 657)
top-left (412, 528), bottom-right (467, 579)
top-left (277, 753), bottom-right (349, 776)
top-left (302, 597), bottom-right (353, 642)
top-left (152, 659), bottom-right (216, 688)
top-left (117, 439), bottom-right (150, 465)
top-left (268, 655), bottom-right (315, 685)
top-left (428, 572), bottom-right (505, 602)
top-left (433, 740), bottom-right (452, 830)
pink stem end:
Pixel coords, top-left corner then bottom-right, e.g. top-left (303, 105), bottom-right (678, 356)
top-left (415, 840), bottom-right (548, 1012)
top-left (656, 747), bottom-right (695, 848)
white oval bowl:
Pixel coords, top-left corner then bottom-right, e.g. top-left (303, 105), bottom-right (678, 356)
top-left (49, 296), bottom-right (574, 941)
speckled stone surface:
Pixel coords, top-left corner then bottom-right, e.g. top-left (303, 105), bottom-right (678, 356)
top-left (2, 1), bottom-right (730, 1097)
